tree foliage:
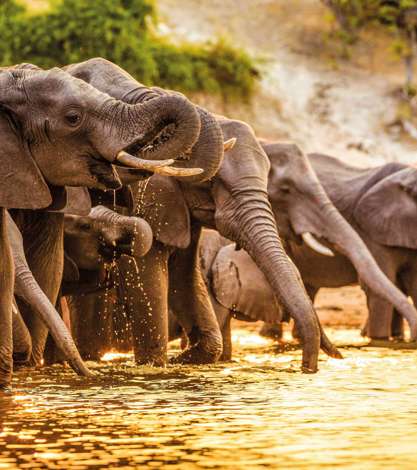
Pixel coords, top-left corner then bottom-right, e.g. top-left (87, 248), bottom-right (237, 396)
top-left (322, 0), bottom-right (417, 92)
top-left (0, 0), bottom-right (259, 100)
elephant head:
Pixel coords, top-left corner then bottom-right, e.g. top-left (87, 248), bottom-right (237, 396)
top-left (65, 58), bottom-right (225, 183)
top-left (64, 205), bottom-right (153, 273)
top-left (0, 63), bottom-right (203, 210)
top-left (264, 142), bottom-right (417, 339)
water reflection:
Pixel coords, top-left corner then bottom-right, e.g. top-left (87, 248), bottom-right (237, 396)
top-left (1, 328), bottom-right (417, 468)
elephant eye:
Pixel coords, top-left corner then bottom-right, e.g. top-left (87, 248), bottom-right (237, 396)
top-left (65, 110), bottom-right (82, 127)
top-left (79, 222), bottom-right (91, 231)
top-left (280, 185), bottom-right (291, 194)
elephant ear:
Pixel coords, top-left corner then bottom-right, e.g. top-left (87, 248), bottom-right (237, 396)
top-left (0, 111), bottom-right (51, 209)
top-left (136, 175), bottom-right (190, 249)
top-left (211, 244), bottom-right (283, 323)
top-left (354, 167), bottom-right (417, 249)
top-left (47, 187), bottom-right (92, 216)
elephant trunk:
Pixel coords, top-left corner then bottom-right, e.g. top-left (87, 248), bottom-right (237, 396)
top-left (14, 268), bottom-right (93, 377)
top-left (321, 202), bottom-right (417, 339)
top-left (91, 205), bottom-right (153, 258)
top-left (216, 193), bottom-right (322, 372)
top-left (8, 215), bottom-right (93, 377)
top-left (174, 106), bottom-right (224, 183)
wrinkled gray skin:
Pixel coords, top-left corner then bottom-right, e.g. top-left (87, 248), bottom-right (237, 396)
top-left (266, 151), bottom-right (417, 341)
top-left (65, 59), bottom-right (343, 372)
top-left (0, 60), bottom-right (207, 389)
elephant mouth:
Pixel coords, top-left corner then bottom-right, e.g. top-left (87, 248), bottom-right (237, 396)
top-left (123, 122), bottom-right (172, 157)
top-left (98, 235), bottom-right (134, 261)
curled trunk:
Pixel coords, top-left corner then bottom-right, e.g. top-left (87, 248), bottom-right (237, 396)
top-left (91, 205), bottom-right (153, 258)
top-left (67, 58), bottom-right (224, 182)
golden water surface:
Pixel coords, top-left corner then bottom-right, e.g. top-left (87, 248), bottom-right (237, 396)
top-left (1, 328), bottom-right (417, 469)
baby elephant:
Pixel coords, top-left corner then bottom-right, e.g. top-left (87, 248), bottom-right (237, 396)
top-left (63, 205), bottom-right (153, 294)
top-left (44, 205), bottom-right (152, 364)
top-left (168, 229), bottom-right (285, 360)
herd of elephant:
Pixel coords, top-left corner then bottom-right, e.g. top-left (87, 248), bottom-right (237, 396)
top-left (1, 57), bottom-right (416, 392)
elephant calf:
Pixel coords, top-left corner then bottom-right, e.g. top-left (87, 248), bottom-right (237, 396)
top-left (57, 204), bottom-right (153, 361)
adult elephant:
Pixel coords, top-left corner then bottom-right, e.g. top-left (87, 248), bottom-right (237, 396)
top-left (66, 58), bottom-right (342, 373)
top-left (267, 150), bottom-right (417, 341)
top-left (0, 61), bottom-right (208, 389)
top-left (255, 144), bottom-right (415, 339)
top-left (172, 144), bottom-right (417, 358)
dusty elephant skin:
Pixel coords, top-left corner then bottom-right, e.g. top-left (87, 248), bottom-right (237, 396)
top-left (65, 56), bottom-right (342, 373)
top-left (0, 60), bottom-right (203, 388)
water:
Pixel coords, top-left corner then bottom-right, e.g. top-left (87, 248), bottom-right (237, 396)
top-left (1, 328), bottom-right (417, 469)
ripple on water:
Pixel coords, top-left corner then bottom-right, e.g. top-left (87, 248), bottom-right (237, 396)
top-left (1, 328), bottom-right (417, 469)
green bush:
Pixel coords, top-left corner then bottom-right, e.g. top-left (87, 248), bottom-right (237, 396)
top-left (0, 0), bottom-right (259, 100)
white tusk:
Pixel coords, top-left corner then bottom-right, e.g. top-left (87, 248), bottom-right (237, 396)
top-left (224, 137), bottom-right (237, 152)
top-left (152, 166), bottom-right (204, 177)
top-left (301, 232), bottom-right (334, 257)
top-left (116, 151), bottom-right (175, 170)
top-left (116, 151), bottom-right (203, 177)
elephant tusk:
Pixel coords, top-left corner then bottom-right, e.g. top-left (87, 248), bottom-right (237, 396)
top-left (153, 166), bottom-right (204, 177)
top-left (116, 151), bottom-right (175, 170)
top-left (115, 151), bottom-right (203, 177)
top-left (301, 232), bottom-right (335, 257)
top-left (224, 137), bottom-right (237, 152)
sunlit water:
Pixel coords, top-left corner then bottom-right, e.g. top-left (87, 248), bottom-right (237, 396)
top-left (1, 328), bottom-right (417, 469)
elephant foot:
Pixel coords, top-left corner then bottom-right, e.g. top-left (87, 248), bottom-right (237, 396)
top-left (219, 352), bottom-right (232, 362)
top-left (135, 357), bottom-right (167, 367)
top-left (171, 340), bottom-right (222, 365)
top-left (259, 323), bottom-right (283, 341)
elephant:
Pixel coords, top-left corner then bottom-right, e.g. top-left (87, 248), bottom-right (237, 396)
top-left (65, 58), bottom-right (344, 373)
top-left (265, 150), bottom-right (417, 341)
top-left (171, 145), bottom-right (417, 359)
top-left (41, 203), bottom-right (152, 364)
top-left (0, 60), bottom-right (212, 390)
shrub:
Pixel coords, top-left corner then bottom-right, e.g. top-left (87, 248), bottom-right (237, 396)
top-left (0, 0), bottom-right (259, 100)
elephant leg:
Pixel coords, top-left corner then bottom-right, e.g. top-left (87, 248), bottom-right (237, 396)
top-left (69, 292), bottom-right (113, 361)
top-left (12, 301), bottom-right (32, 366)
top-left (220, 314), bottom-right (232, 362)
top-left (169, 227), bottom-right (223, 364)
top-left (208, 292), bottom-right (232, 361)
top-left (398, 268), bottom-right (417, 340)
top-left (118, 244), bottom-right (169, 366)
top-left (0, 210), bottom-right (13, 390)
top-left (363, 289), bottom-right (394, 339)
top-left (18, 214), bottom-right (64, 366)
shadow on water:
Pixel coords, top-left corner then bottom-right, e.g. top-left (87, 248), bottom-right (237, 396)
top-left (1, 328), bottom-right (417, 469)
